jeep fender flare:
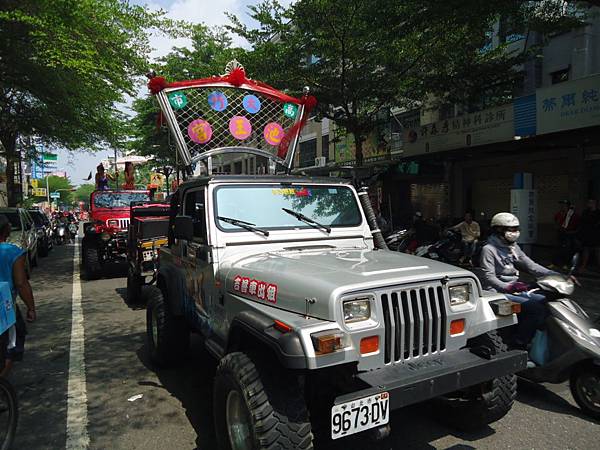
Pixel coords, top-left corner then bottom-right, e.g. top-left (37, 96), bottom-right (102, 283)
top-left (227, 311), bottom-right (308, 370)
top-left (156, 266), bottom-right (186, 317)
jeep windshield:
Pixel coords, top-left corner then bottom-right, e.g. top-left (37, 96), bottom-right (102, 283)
top-left (214, 185), bottom-right (361, 232)
top-left (93, 192), bottom-right (150, 209)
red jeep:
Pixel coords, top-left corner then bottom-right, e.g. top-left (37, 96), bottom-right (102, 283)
top-left (81, 190), bottom-right (150, 279)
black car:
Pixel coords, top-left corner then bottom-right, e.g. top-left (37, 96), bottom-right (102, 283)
top-left (28, 209), bottom-right (52, 257)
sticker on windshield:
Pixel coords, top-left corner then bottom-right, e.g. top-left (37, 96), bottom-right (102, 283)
top-left (243, 94), bottom-right (261, 114)
top-left (328, 188), bottom-right (337, 194)
top-left (271, 187), bottom-right (312, 197)
top-left (233, 275), bottom-right (277, 304)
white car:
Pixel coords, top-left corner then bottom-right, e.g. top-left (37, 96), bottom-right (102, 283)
top-left (0, 208), bottom-right (39, 275)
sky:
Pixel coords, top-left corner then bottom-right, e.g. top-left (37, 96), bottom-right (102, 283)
top-left (55, 0), bottom-right (293, 185)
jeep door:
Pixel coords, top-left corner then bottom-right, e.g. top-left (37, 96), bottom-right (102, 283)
top-left (179, 187), bottom-right (220, 334)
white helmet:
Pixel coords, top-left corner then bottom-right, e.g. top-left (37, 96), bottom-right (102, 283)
top-left (491, 212), bottom-right (520, 228)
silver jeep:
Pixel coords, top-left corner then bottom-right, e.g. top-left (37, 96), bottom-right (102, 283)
top-left (145, 172), bottom-right (526, 449)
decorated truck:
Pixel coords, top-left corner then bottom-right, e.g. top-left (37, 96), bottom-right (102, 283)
top-left (141, 61), bottom-right (527, 449)
top-left (81, 189), bottom-right (150, 279)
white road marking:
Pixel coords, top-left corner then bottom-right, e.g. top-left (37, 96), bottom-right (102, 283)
top-left (66, 240), bottom-right (90, 449)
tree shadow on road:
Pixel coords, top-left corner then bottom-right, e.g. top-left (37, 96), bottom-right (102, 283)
top-left (516, 378), bottom-right (600, 425)
top-left (136, 336), bottom-right (217, 450)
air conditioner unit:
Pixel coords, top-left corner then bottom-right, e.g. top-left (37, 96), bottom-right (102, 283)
top-left (314, 156), bottom-right (326, 167)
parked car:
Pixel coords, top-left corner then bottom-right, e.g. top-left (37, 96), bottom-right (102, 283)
top-left (28, 209), bottom-right (53, 257)
top-left (0, 208), bottom-right (38, 275)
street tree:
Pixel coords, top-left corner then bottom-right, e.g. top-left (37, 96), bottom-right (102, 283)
top-left (129, 24), bottom-right (246, 166)
top-left (73, 183), bottom-right (96, 205)
top-left (0, 0), bottom-right (181, 205)
top-left (30, 176), bottom-right (74, 204)
top-left (228, 0), bottom-right (585, 166)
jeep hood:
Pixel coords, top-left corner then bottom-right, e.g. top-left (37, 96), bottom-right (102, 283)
top-left (223, 248), bottom-right (472, 321)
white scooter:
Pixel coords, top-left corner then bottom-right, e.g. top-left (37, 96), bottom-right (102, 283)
top-left (496, 256), bottom-right (600, 419)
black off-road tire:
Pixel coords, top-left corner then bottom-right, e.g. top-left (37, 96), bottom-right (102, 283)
top-left (0, 377), bottom-right (18, 450)
top-left (81, 241), bottom-right (102, 280)
top-left (214, 352), bottom-right (314, 450)
top-left (126, 266), bottom-right (143, 304)
top-left (569, 363), bottom-right (600, 420)
top-left (145, 286), bottom-right (189, 366)
top-left (434, 331), bottom-right (517, 431)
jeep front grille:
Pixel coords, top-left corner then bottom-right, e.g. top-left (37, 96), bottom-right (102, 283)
top-left (107, 218), bottom-right (130, 230)
top-left (379, 284), bottom-right (447, 364)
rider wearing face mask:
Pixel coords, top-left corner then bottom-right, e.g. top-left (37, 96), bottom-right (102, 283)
top-left (479, 212), bottom-right (559, 349)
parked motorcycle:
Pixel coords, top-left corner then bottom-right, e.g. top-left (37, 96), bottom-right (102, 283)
top-left (484, 256), bottom-right (600, 419)
top-left (385, 228), bottom-right (412, 252)
top-left (415, 229), bottom-right (463, 263)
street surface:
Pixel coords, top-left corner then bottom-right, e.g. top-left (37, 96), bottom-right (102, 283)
top-left (8, 242), bottom-right (600, 449)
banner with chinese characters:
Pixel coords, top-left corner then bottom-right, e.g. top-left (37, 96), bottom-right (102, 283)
top-left (402, 104), bottom-right (513, 157)
top-left (511, 189), bottom-right (537, 244)
top-left (537, 73), bottom-right (600, 135)
top-left (333, 125), bottom-right (389, 164)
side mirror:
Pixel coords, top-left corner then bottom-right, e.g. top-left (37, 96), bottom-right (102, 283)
top-left (174, 215), bottom-right (193, 241)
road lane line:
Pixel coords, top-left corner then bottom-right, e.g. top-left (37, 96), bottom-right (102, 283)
top-left (66, 240), bottom-right (90, 449)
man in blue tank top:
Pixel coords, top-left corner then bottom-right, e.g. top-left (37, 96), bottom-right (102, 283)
top-left (0, 215), bottom-right (36, 376)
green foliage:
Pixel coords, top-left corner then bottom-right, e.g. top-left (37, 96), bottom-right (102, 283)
top-left (228, 0), bottom-right (586, 165)
top-left (0, 0), bottom-right (182, 204)
top-left (30, 175), bottom-right (74, 204)
top-left (73, 183), bottom-right (95, 204)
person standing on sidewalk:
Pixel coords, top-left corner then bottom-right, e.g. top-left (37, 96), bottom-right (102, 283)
top-left (552, 200), bottom-right (580, 270)
top-left (578, 199), bottom-right (600, 273)
top-left (0, 215), bottom-right (36, 376)
top-left (450, 211), bottom-right (480, 265)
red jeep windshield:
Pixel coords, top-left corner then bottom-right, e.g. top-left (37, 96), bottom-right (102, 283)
top-left (93, 192), bottom-right (149, 209)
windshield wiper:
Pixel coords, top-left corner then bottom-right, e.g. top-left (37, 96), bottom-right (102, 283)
top-left (282, 208), bottom-right (331, 234)
top-left (218, 216), bottom-right (270, 237)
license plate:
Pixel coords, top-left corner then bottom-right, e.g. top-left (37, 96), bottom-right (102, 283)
top-left (331, 392), bottom-right (389, 440)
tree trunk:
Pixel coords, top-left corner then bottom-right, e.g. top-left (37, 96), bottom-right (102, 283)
top-left (353, 131), bottom-right (364, 168)
top-left (0, 130), bottom-right (20, 207)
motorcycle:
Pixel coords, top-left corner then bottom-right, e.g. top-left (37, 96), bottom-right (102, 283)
top-left (492, 256), bottom-right (600, 420)
top-left (385, 228), bottom-right (412, 252)
top-left (415, 229), bottom-right (464, 263)
top-left (68, 221), bottom-right (78, 243)
top-left (54, 222), bottom-right (68, 245)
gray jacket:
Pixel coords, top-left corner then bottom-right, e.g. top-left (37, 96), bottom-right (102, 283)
top-left (479, 235), bottom-right (556, 293)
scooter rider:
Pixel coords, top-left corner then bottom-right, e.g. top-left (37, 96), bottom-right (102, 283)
top-left (479, 212), bottom-right (559, 349)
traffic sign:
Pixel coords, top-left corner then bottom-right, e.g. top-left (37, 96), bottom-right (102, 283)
top-left (31, 179), bottom-right (39, 188)
top-left (32, 188), bottom-right (47, 197)
top-left (50, 192), bottom-right (61, 199)
top-left (150, 172), bottom-right (165, 187)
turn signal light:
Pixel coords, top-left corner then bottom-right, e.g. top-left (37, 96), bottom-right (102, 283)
top-left (450, 319), bottom-right (465, 336)
top-left (273, 320), bottom-right (292, 333)
top-left (360, 335), bottom-right (379, 354)
top-left (311, 330), bottom-right (348, 355)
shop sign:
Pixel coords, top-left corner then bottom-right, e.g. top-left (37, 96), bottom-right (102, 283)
top-left (537, 73), bottom-right (600, 135)
top-left (403, 104), bottom-right (513, 157)
top-left (333, 126), bottom-right (389, 164)
top-left (511, 189), bottom-right (537, 244)
top-left (391, 110), bottom-right (420, 155)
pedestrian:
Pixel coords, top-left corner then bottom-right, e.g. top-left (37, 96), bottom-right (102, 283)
top-left (551, 200), bottom-right (580, 270)
top-left (95, 163), bottom-right (115, 191)
top-left (122, 162), bottom-right (135, 190)
top-left (450, 211), bottom-right (481, 265)
top-left (578, 199), bottom-right (600, 273)
top-left (0, 215), bottom-right (36, 377)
